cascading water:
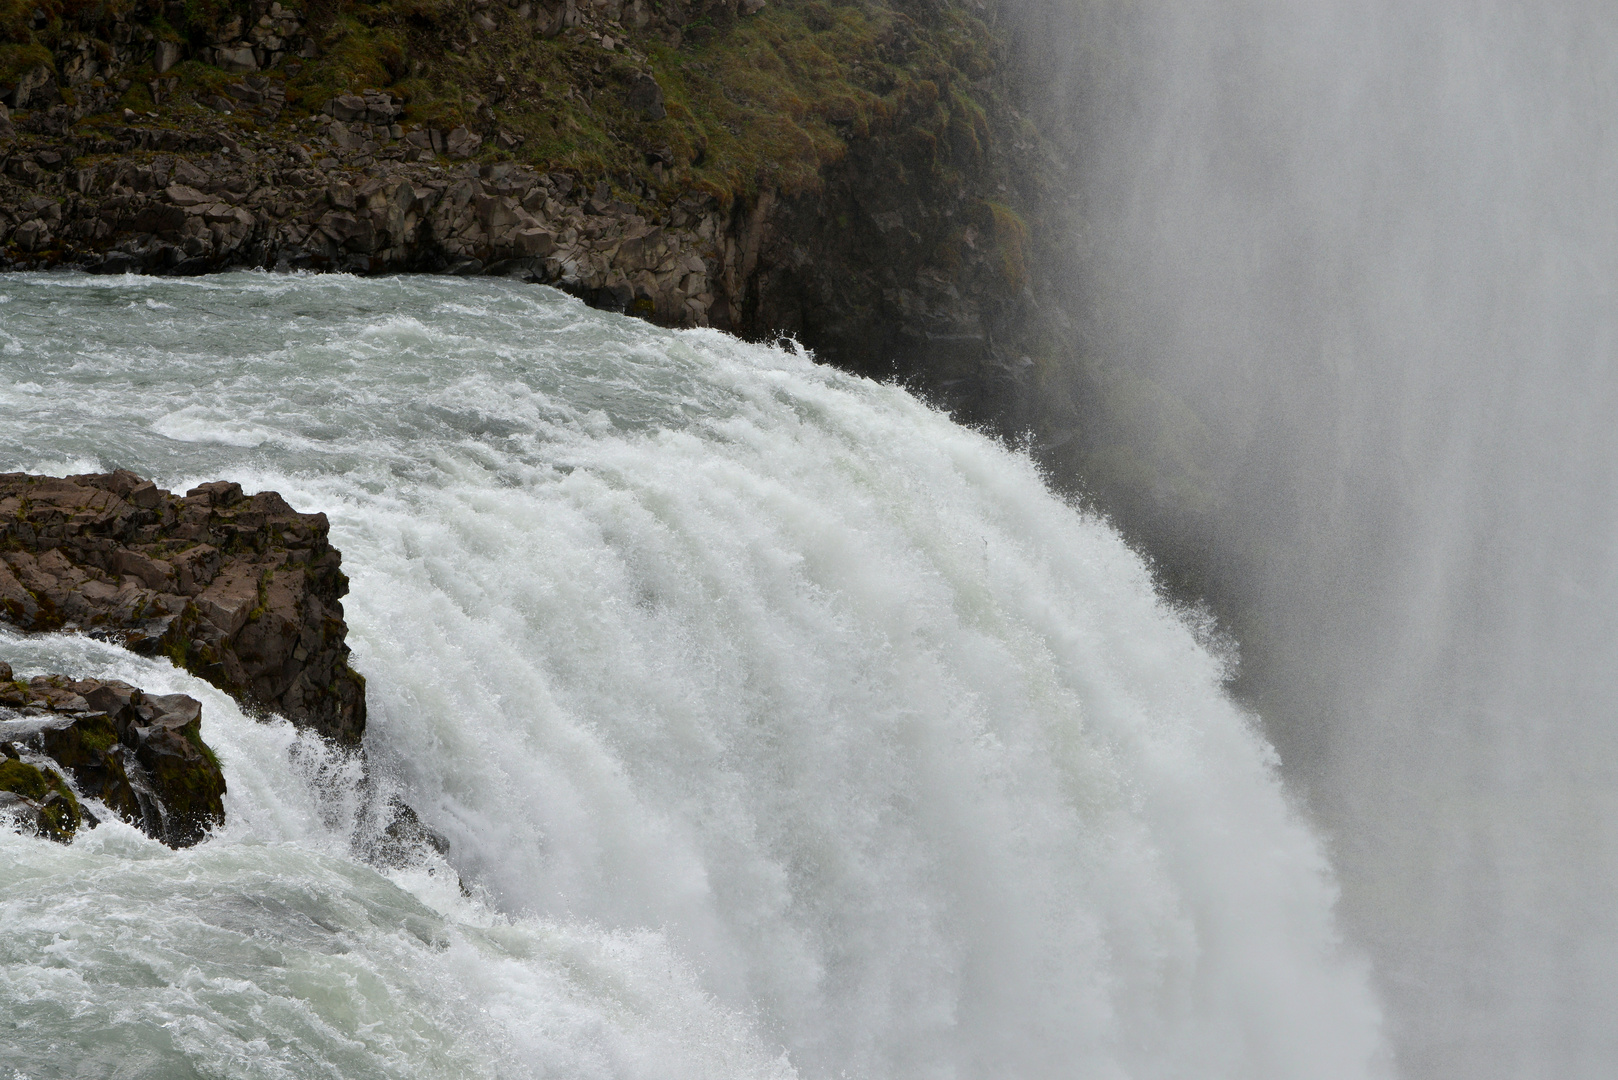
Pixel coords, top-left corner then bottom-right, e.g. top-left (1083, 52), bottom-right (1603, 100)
top-left (0, 272), bottom-right (1386, 1078)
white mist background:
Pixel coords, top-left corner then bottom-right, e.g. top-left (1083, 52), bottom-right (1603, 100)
top-left (1024, 1), bottom-right (1618, 1075)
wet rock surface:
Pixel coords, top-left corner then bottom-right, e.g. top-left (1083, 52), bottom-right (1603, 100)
top-left (0, 660), bottom-right (225, 847)
top-left (0, 470), bottom-right (365, 744)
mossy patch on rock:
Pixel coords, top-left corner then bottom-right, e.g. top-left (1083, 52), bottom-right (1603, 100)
top-left (0, 757), bottom-right (82, 842)
top-left (0, 663), bottom-right (226, 847)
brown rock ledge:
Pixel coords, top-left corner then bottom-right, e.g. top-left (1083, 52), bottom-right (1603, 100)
top-left (0, 470), bottom-right (365, 744)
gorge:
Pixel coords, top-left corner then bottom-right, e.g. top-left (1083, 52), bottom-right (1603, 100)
top-left (4, 0), bottom-right (1616, 1078)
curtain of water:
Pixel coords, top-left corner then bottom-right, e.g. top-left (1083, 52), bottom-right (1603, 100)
top-left (0, 274), bottom-right (1386, 1078)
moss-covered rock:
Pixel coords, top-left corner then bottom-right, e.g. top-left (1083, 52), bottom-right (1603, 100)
top-left (0, 756), bottom-right (82, 843)
top-left (0, 661), bottom-right (226, 848)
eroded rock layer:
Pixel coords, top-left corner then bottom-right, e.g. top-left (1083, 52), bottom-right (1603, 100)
top-left (0, 471), bottom-right (365, 743)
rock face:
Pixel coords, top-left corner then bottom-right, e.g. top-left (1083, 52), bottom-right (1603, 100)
top-left (0, 661), bottom-right (226, 847)
top-left (0, 664), bottom-right (223, 845)
top-left (0, 471), bottom-right (365, 744)
top-left (0, 125), bottom-right (731, 328)
top-left (0, 0), bottom-right (1059, 372)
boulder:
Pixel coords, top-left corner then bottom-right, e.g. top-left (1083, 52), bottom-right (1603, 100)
top-left (361, 90), bottom-right (403, 125)
top-left (0, 472), bottom-right (366, 744)
top-left (446, 126), bottom-right (481, 159)
top-left (154, 40), bottom-right (183, 73)
top-left (369, 795), bottom-right (450, 867)
top-left (215, 46), bottom-right (259, 73)
top-left (515, 227), bottom-right (556, 256)
top-left (166, 183), bottom-right (210, 207)
top-left (626, 73), bottom-right (666, 121)
top-left (0, 667), bottom-right (225, 847)
top-left (323, 92), bottom-right (368, 122)
top-left (1, 65), bottom-right (58, 111)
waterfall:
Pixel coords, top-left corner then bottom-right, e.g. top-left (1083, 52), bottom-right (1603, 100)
top-left (0, 273), bottom-right (1385, 1079)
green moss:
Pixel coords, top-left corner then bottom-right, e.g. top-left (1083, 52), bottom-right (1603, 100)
top-left (147, 13), bottom-right (183, 41)
top-left (184, 721), bottom-right (222, 771)
top-left (182, 0), bottom-right (1008, 209)
top-left (0, 758), bottom-right (80, 841)
top-left (182, 0), bottom-right (235, 35)
top-left (77, 717), bottom-right (118, 753)
top-left (0, 758), bottom-right (49, 801)
top-left (287, 12), bottom-right (405, 106)
top-left (0, 42), bottom-right (52, 84)
top-left (982, 201), bottom-right (1028, 289)
top-left (11, 0), bottom-right (1021, 264)
top-left (245, 567), bottom-right (272, 624)
top-left (143, 727), bottom-right (225, 837)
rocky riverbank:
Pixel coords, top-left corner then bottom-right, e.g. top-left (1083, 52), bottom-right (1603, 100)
top-left (0, 470), bottom-right (365, 744)
top-left (0, 115), bottom-right (735, 326)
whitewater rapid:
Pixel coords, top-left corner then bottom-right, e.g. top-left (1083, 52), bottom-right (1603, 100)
top-left (0, 272), bottom-right (1386, 1079)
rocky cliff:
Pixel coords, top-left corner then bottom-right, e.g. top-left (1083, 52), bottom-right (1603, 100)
top-left (0, 0), bottom-right (1072, 409)
top-left (0, 471), bottom-right (366, 743)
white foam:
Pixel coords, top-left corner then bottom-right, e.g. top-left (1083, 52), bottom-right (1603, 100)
top-left (152, 405), bottom-right (278, 448)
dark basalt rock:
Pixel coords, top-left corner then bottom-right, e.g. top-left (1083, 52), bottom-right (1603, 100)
top-left (369, 795), bottom-right (452, 869)
top-left (0, 470), bottom-right (366, 744)
top-left (0, 752), bottom-right (82, 843)
top-left (0, 660), bottom-right (225, 847)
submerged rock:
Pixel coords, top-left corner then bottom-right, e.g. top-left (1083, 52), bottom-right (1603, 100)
top-left (0, 660), bottom-right (225, 847)
top-left (0, 470), bottom-right (366, 743)
top-left (368, 794), bottom-right (451, 869)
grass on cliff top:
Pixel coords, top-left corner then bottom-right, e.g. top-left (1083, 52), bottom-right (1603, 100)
top-left (7, 0), bottom-right (1007, 210)
top-left (327, 0), bottom-right (1006, 204)
top-left (656, 1), bottom-right (999, 200)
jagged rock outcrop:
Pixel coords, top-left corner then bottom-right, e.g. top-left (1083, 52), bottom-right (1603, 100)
top-left (0, 661), bottom-right (226, 847)
top-left (0, 471), bottom-right (365, 743)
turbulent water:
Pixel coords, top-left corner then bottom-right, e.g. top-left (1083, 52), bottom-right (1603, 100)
top-left (0, 273), bottom-right (1385, 1079)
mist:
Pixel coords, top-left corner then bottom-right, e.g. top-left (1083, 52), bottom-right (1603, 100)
top-left (1007, 1), bottom-right (1618, 1076)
